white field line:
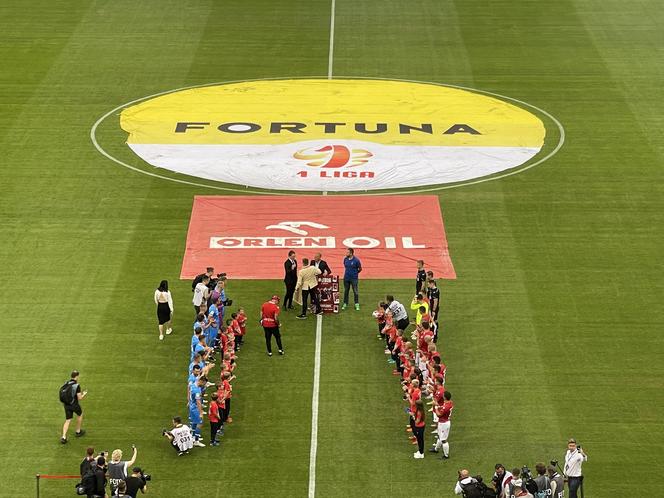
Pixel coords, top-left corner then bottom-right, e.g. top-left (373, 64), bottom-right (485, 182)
top-left (328, 0), bottom-right (336, 79)
top-left (308, 313), bottom-right (323, 498)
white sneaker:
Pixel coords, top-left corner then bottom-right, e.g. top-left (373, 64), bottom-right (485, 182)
top-left (193, 440), bottom-right (205, 447)
top-left (413, 452), bottom-right (424, 459)
top-left (159, 334), bottom-right (164, 341)
top-left (166, 328), bottom-right (173, 335)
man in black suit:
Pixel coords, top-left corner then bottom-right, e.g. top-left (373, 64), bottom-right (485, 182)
top-left (312, 253), bottom-right (332, 276)
top-left (283, 250), bottom-right (297, 309)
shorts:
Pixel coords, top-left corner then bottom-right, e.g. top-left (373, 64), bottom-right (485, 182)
top-left (189, 407), bottom-right (202, 426)
top-left (64, 403), bottom-right (82, 420)
top-left (396, 317), bottom-right (410, 331)
top-left (437, 420), bottom-right (451, 441)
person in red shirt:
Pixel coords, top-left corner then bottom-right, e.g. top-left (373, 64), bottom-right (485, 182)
top-left (406, 379), bottom-right (422, 443)
top-left (413, 399), bottom-right (426, 459)
top-left (237, 308), bottom-right (248, 343)
top-left (391, 330), bottom-right (406, 375)
top-left (227, 314), bottom-right (242, 352)
top-left (384, 312), bottom-right (397, 358)
top-left (219, 371), bottom-right (234, 424)
top-left (208, 393), bottom-right (223, 446)
top-left (430, 390), bottom-right (453, 459)
top-left (373, 301), bottom-right (386, 340)
top-left (260, 295), bottom-right (283, 356)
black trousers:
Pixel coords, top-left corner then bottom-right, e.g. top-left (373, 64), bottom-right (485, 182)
top-left (210, 421), bottom-right (222, 442)
top-left (301, 286), bottom-right (320, 315)
top-left (222, 399), bottom-right (231, 422)
top-left (284, 280), bottom-right (296, 309)
top-left (263, 326), bottom-right (283, 353)
top-left (568, 476), bottom-right (584, 498)
top-left (413, 425), bottom-right (425, 453)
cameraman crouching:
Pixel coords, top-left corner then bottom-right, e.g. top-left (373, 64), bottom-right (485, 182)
top-left (124, 466), bottom-right (148, 497)
top-left (454, 469), bottom-right (476, 495)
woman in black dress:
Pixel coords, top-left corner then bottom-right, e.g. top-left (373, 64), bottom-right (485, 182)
top-left (154, 280), bottom-right (174, 340)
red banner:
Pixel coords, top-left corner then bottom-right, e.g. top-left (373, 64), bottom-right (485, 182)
top-left (181, 196), bottom-right (456, 280)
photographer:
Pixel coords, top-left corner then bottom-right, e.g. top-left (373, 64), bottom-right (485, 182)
top-left (533, 463), bottom-right (550, 497)
top-left (492, 464), bottom-right (513, 497)
top-left (80, 447), bottom-right (96, 477)
top-left (108, 446), bottom-right (137, 495)
top-left (547, 465), bottom-right (564, 498)
top-left (454, 469), bottom-right (477, 496)
top-left (124, 467), bottom-right (148, 497)
top-left (163, 416), bottom-right (194, 455)
top-left (506, 468), bottom-right (533, 498)
top-left (78, 455), bottom-right (107, 498)
top-left (564, 438), bottom-right (587, 498)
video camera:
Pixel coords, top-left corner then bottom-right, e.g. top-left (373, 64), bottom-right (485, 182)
top-left (521, 465), bottom-right (533, 480)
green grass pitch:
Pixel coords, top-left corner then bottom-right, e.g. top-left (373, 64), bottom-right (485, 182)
top-left (1, 1), bottom-right (663, 497)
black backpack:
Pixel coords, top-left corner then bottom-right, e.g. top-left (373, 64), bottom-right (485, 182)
top-left (525, 478), bottom-right (539, 495)
top-left (59, 380), bottom-right (77, 405)
top-left (462, 479), bottom-right (496, 498)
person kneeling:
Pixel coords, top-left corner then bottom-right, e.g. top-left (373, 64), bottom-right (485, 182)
top-left (162, 416), bottom-right (194, 456)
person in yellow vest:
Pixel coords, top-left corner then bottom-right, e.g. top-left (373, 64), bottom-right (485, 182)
top-left (410, 293), bottom-right (429, 325)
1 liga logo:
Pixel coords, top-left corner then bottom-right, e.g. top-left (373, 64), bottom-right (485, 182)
top-left (120, 79), bottom-right (547, 191)
top-left (293, 145), bottom-right (374, 178)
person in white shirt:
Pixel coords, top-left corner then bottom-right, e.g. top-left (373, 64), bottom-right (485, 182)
top-left (386, 295), bottom-right (409, 331)
top-left (154, 280), bottom-right (174, 341)
top-left (564, 438), bottom-right (587, 498)
top-left (454, 469), bottom-right (477, 495)
top-left (192, 275), bottom-right (210, 315)
top-left (492, 464), bottom-right (513, 497)
top-left (163, 416), bottom-right (194, 456)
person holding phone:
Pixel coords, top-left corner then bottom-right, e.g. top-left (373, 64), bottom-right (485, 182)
top-left (60, 370), bottom-right (87, 444)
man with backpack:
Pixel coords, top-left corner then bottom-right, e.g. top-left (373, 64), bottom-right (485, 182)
top-left (455, 470), bottom-right (496, 497)
top-left (78, 454), bottom-right (106, 498)
top-left (533, 463), bottom-right (551, 498)
top-left (505, 468), bottom-right (534, 498)
top-left (60, 370), bottom-right (87, 444)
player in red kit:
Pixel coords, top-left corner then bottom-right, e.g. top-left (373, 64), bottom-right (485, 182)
top-left (261, 295), bottom-right (283, 356)
top-left (430, 390), bottom-right (453, 459)
top-left (373, 301), bottom-right (386, 339)
top-left (237, 308), bottom-right (247, 346)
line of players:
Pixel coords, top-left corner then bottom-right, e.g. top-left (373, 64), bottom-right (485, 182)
top-left (187, 297), bottom-right (248, 448)
top-left (164, 276), bottom-right (247, 454)
top-left (374, 263), bottom-right (454, 460)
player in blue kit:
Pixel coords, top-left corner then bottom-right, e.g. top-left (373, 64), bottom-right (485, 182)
top-left (189, 376), bottom-right (206, 447)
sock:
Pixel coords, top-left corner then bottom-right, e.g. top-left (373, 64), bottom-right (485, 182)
top-left (442, 442), bottom-right (449, 457)
top-left (435, 439), bottom-right (442, 451)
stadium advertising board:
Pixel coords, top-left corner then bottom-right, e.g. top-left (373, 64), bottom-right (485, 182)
top-left (181, 195), bottom-right (456, 280)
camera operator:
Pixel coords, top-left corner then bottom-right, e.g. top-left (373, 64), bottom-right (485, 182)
top-left (533, 462), bottom-right (550, 497)
top-left (564, 438), bottom-right (587, 498)
top-left (108, 446), bottom-right (137, 496)
top-left (454, 469), bottom-right (476, 495)
top-left (79, 455), bottom-right (107, 498)
top-left (124, 466), bottom-right (148, 497)
top-left (80, 447), bottom-right (96, 477)
top-left (547, 465), bottom-right (564, 498)
top-left (163, 416), bottom-right (194, 455)
top-left (115, 481), bottom-right (130, 498)
top-left (492, 464), bottom-right (513, 497)
top-left (506, 468), bottom-right (533, 498)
